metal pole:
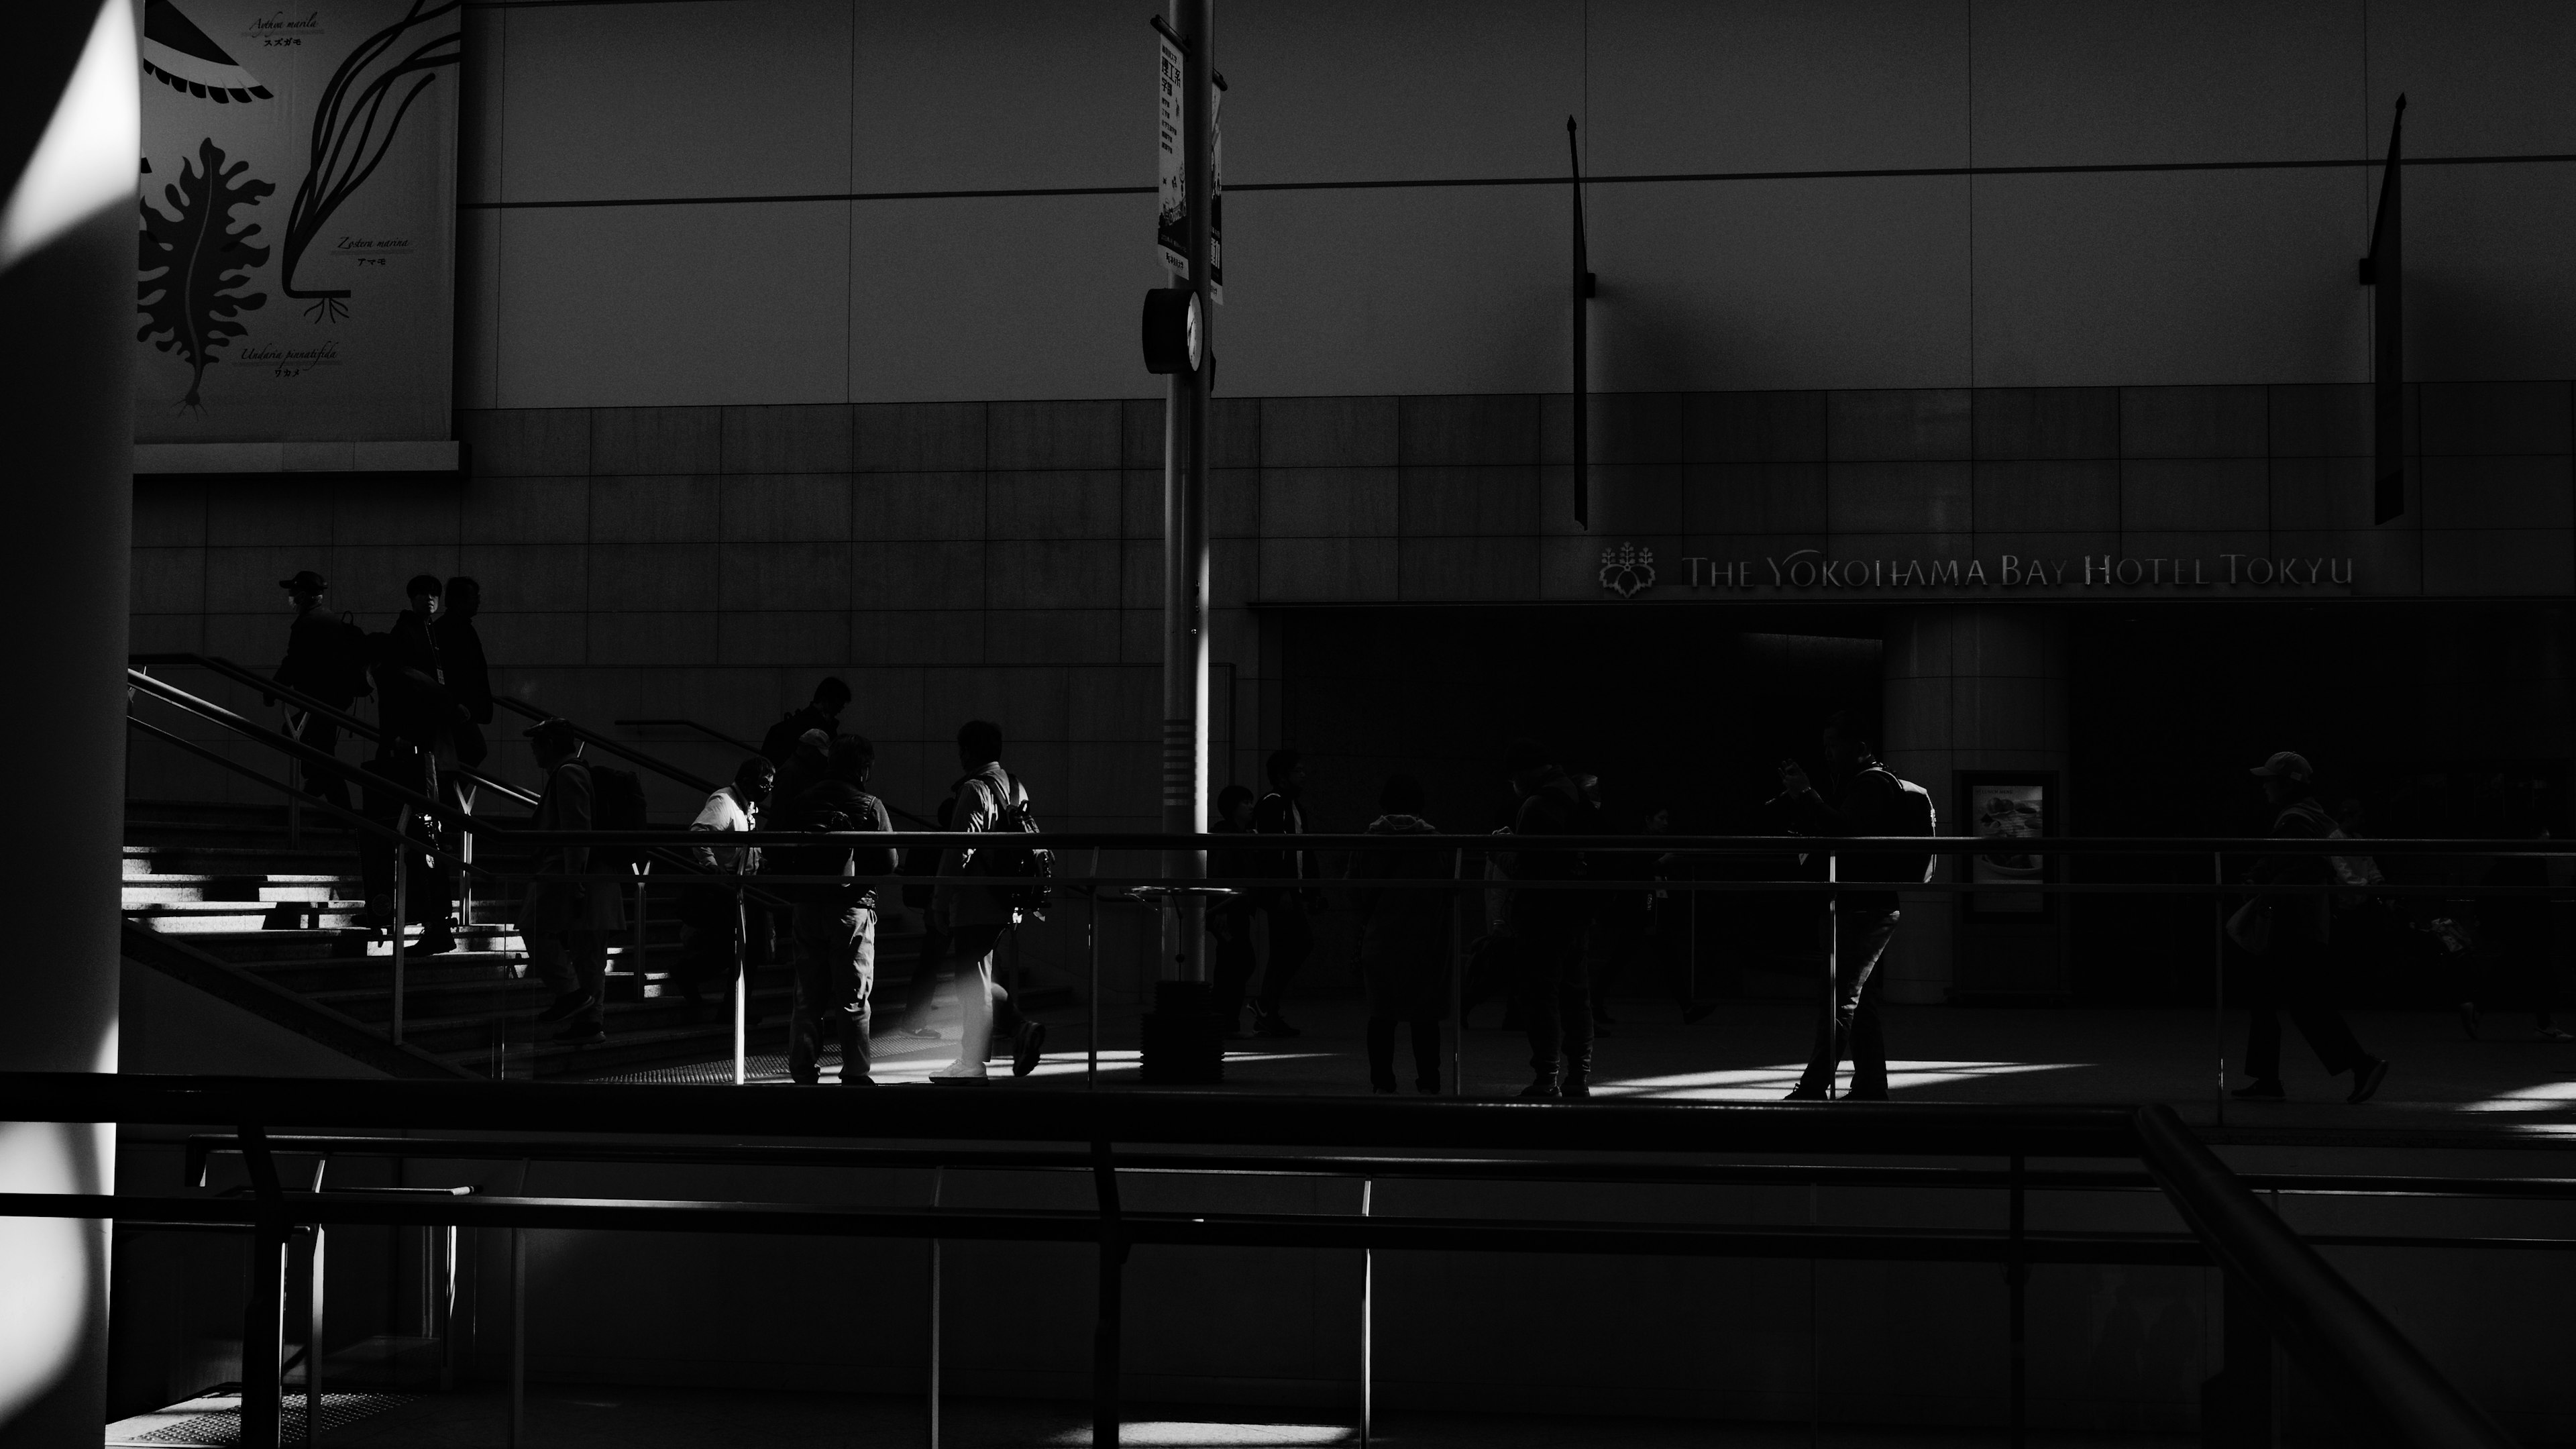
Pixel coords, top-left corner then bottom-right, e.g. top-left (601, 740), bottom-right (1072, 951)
top-left (286, 709), bottom-right (303, 851)
top-left (1358, 1177), bottom-right (1374, 1448)
top-left (1091, 1141), bottom-right (1126, 1449)
top-left (733, 869), bottom-right (749, 1085)
top-left (1823, 852), bottom-right (1838, 1099)
top-left (1158, 0), bottom-right (1214, 996)
top-left (305, 1226), bottom-right (323, 1446)
top-left (508, 1227), bottom-right (525, 1449)
top-left (390, 813), bottom-right (407, 1046)
top-left (1089, 849), bottom-right (1102, 1087)
top-left (1449, 849), bottom-right (1464, 1096)
top-left (2214, 851), bottom-right (2226, 1125)
top-left (2008, 1151), bottom-right (2027, 1449)
top-left (927, 1165), bottom-right (943, 1449)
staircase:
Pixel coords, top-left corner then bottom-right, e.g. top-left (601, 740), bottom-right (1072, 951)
top-left (121, 800), bottom-right (836, 1080)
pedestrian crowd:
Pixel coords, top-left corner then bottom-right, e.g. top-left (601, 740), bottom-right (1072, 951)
top-left (270, 570), bottom-right (2554, 1099)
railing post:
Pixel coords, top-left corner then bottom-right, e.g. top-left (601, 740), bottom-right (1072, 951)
top-left (305, 1156), bottom-right (327, 1448)
top-left (1449, 848), bottom-right (1464, 1096)
top-left (2008, 1151), bottom-right (2027, 1449)
top-left (2213, 851), bottom-right (2226, 1126)
top-left (240, 1125), bottom-right (286, 1449)
top-left (1090, 1140), bottom-right (1126, 1449)
top-left (390, 813), bottom-right (408, 1047)
top-left (1358, 1177), bottom-right (1374, 1449)
top-left (732, 868), bottom-right (749, 1086)
top-left (1088, 849), bottom-right (1102, 1088)
top-left (1823, 851), bottom-right (1839, 1099)
top-left (926, 1165), bottom-right (943, 1449)
top-left (508, 1226), bottom-right (525, 1449)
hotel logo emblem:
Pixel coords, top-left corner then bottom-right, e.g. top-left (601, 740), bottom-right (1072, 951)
top-left (1599, 543), bottom-right (1656, 598)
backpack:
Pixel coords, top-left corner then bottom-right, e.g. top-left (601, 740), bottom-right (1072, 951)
top-left (325, 614), bottom-right (372, 700)
top-left (1861, 766), bottom-right (1941, 884)
top-left (587, 763), bottom-right (650, 873)
top-left (759, 713), bottom-right (804, 767)
top-left (962, 769), bottom-right (1052, 919)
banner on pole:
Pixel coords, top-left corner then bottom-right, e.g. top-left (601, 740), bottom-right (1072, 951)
top-left (1155, 27), bottom-right (1220, 300)
top-left (135, 0), bottom-right (460, 457)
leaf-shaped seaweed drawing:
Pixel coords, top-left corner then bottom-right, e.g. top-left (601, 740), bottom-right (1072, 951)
top-left (138, 138), bottom-right (274, 411)
top-left (280, 0), bottom-right (460, 321)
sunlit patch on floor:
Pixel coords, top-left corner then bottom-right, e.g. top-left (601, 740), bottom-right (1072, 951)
top-left (1592, 1059), bottom-right (2090, 1101)
top-left (1039, 1422), bottom-right (1355, 1446)
top-left (2460, 1079), bottom-right (2576, 1113)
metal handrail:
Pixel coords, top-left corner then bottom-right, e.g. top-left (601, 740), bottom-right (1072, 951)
top-left (490, 695), bottom-right (715, 794)
top-left (0, 1075), bottom-right (2526, 1449)
top-left (125, 715), bottom-right (488, 876)
top-left (2135, 1104), bottom-right (2520, 1449)
top-left (130, 653), bottom-right (541, 809)
top-left (616, 717), bottom-right (763, 755)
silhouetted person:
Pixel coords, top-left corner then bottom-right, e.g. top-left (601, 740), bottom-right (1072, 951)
top-left (2233, 751), bottom-right (2389, 1104)
top-left (761, 677), bottom-right (852, 766)
top-left (886, 794), bottom-right (959, 1038)
top-left (273, 570), bottom-right (366, 808)
top-left (775, 735), bottom-right (896, 1085)
top-left (1250, 749), bottom-right (1320, 1038)
top-left (521, 718), bottom-right (626, 1044)
top-left (357, 631), bottom-right (456, 953)
top-left (931, 719), bottom-right (1044, 1079)
top-left (771, 728), bottom-right (832, 810)
top-left (1504, 739), bottom-right (1593, 1099)
top-left (431, 575), bottom-right (492, 761)
top-left (1779, 712), bottom-right (1912, 1102)
top-left (1208, 784), bottom-right (1258, 1038)
top-left (1348, 774), bottom-right (1451, 1093)
top-left (675, 755), bottom-right (772, 1012)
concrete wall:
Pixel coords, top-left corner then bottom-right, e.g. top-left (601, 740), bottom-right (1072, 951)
top-left (455, 0), bottom-right (2576, 408)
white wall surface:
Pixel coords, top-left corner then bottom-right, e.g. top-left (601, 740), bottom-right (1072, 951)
top-left (453, 1), bottom-right (2576, 404)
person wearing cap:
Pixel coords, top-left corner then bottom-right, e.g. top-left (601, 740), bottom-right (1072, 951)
top-left (519, 718), bottom-right (628, 1044)
top-left (274, 571), bottom-right (367, 809)
top-left (2236, 751), bottom-right (2390, 1104)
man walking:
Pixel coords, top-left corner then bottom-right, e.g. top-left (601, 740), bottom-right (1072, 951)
top-left (2234, 751), bottom-right (2392, 1103)
top-left (930, 720), bottom-right (1046, 1079)
top-left (1503, 739), bottom-right (1593, 1098)
top-left (761, 677), bottom-right (852, 766)
top-left (1778, 712), bottom-right (1917, 1102)
top-left (676, 755), bottom-right (772, 1012)
top-left (521, 718), bottom-right (626, 1045)
top-left (274, 571), bottom-right (365, 808)
top-left (774, 736), bottom-right (896, 1085)
top-left (1250, 749), bottom-right (1320, 1038)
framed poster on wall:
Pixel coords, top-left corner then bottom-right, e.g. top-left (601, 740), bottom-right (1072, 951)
top-left (1959, 771), bottom-right (2057, 922)
top-left (133, 0), bottom-right (460, 473)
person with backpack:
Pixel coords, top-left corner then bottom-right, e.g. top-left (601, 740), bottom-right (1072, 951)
top-left (1776, 711), bottom-right (1935, 1102)
top-left (2232, 751), bottom-right (2392, 1103)
top-left (274, 571), bottom-right (368, 809)
top-left (930, 719), bottom-right (1048, 1080)
top-left (1346, 774), bottom-right (1452, 1093)
top-left (674, 756), bottom-right (773, 1012)
top-left (1249, 749), bottom-right (1322, 1038)
top-left (1502, 739), bottom-right (1595, 1099)
top-left (760, 678), bottom-right (851, 767)
top-left (519, 718), bottom-right (628, 1044)
top-left (773, 735), bottom-right (898, 1085)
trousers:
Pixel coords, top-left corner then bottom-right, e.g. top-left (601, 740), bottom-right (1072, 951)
top-left (1796, 908), bottom-right (1901, 1097)
top-left (528, 928), bottom-right (607, 1028)
top-left (2243, 930), bottom-right (2365, 1079)
top-left (949, 922), bottom-right (1023, 1065)
top-left (1254, 896), bottom-right (1314, 1014)
top-left (1517, 906), bottom-right (1592, 1078)
top-left (789, 904), bottom-right (876, 1083)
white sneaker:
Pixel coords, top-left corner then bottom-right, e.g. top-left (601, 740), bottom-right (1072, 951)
top-left (928, 1061), bottom-right (989, 1081)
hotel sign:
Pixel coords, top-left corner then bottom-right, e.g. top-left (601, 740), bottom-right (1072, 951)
top-left (1602, 547), bottom-right (2356, 597)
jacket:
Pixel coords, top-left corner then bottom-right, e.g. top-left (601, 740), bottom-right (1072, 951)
top-left (1786, 765), bottom-right (1907, 913)
top-left (430, 614), bottom-right (493, 724)
top-left (1251, 790), bottom-right (1309, 888)
top-left (1505, 770), bottom-right (1588, 926)
top-left (934, 764), bottom-right (1030, 928)
top-left (521, 758), bottom-right (629, 934)
top-left (1349, 814), bottom-right (1452, 962)
top-left (278, 607), bottom-right (365, 706)
top-left (2249, 798), bottom-right (2337, 945)
top-left (775, 779), bottom-right (895, 910)
top-left (688, 786), bottom-right (761, 875)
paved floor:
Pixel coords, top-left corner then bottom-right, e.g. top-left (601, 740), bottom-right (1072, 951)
top-left (305, 1383), bottom-right (2191, 1449)
top-left (606, 990), bottom-right (2576, 1142)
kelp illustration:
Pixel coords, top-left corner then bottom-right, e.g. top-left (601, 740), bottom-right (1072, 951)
top-left (280, 0), bottom-right (460, 321)
top-left (138, 138), bottom-right (274, 411)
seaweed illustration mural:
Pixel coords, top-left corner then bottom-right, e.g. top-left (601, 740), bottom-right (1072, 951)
top-left (280, 0), bottom-right (460, 321)
top-left (138, 138), bottom-right (274, 411)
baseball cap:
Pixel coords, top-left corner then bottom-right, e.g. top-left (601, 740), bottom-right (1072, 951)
top-left (277, 570), bottom-right (327, 592)
top-left (2249, 751), bottom-right (2314, 783)
top-left (799, 728), bottom-right (831, 753)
